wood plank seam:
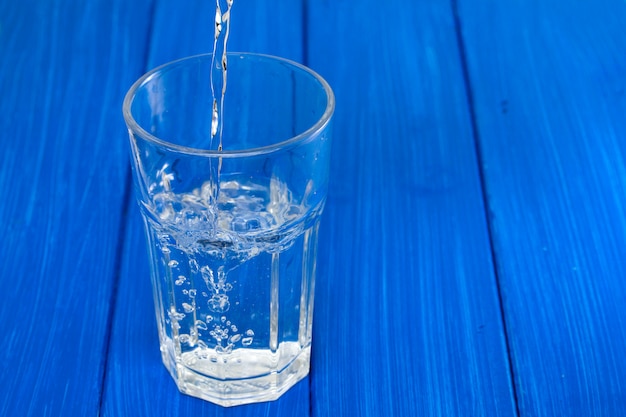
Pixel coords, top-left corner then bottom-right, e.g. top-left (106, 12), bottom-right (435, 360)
top-left (97, 0), bottom-right (159, 413)
top-left (302, 0), bottom-right (310, 67)
top-left (97, 168), bottom-right (134, 414)
top-left (450, 0), bottom-right (522, 415)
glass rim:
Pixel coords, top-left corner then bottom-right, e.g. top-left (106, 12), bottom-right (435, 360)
top-left (122, 52), bottom-right (335, 158)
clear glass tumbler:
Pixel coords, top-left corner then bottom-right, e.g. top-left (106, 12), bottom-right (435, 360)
top-left (123, 53), bottom-right (334, 406)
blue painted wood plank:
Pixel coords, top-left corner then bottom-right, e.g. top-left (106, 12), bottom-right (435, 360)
top-left (457, 0), bottom-right (626, 414)
top-left (142, 0), bottom-right (304, 68)
top-left (101, 1), bottom-right (309, 415)
top-left (306, 1), bottom-right (517, 415)
top-left (0, 0), bottom-right (153, 416)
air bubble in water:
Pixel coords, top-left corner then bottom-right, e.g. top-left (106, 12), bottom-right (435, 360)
top-left (168, 260), bottom-right (179, 268)
top-left (241, 329), bottom-right (254, 346)
top-left (195, 349), bottom-right (209, 360)
top-left (182, 303), bottom-right (195, 313)
top-left (175, 275), bottom-right (186, 286)
top-left (216, 344), bottom-right (233, 354)
top-left (208, 294), bottom-right (230, 312)
top-left (189, 258), bottom-right (199, 273)
top-left (200, 265), bottom-right (213, 280)
top-left (168, 310), bottom-right (185, 321)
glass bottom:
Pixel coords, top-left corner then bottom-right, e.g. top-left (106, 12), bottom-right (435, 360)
top-left (161, 340), bottom-right (311, 407)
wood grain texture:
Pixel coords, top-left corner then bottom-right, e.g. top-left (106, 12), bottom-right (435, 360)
top-left (13, 0), bottom-right (623, 414)
top-left (143, 0), bottom-right (304, 68)
top-left (457, 0), bottom-right (626, 414)
top-left (306, 0), bottom-right (517, 415)
top-left (100, 1), bottom-right (309, 415)
top-left (0, 0), bottom-right (153, 416)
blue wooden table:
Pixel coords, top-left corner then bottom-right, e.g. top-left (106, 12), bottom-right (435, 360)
top-left (2, 0), bottom-right (625, 415)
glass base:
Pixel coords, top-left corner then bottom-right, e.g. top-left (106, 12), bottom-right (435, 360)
top-left (161, 343), bottom-right (311, 407)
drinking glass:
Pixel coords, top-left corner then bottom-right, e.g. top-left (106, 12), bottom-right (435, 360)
top-left (123, 53), bottom-right (334, 406)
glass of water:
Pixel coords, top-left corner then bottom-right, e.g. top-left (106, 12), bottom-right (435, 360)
top-left (123, 53), bottom-right (334, 407)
